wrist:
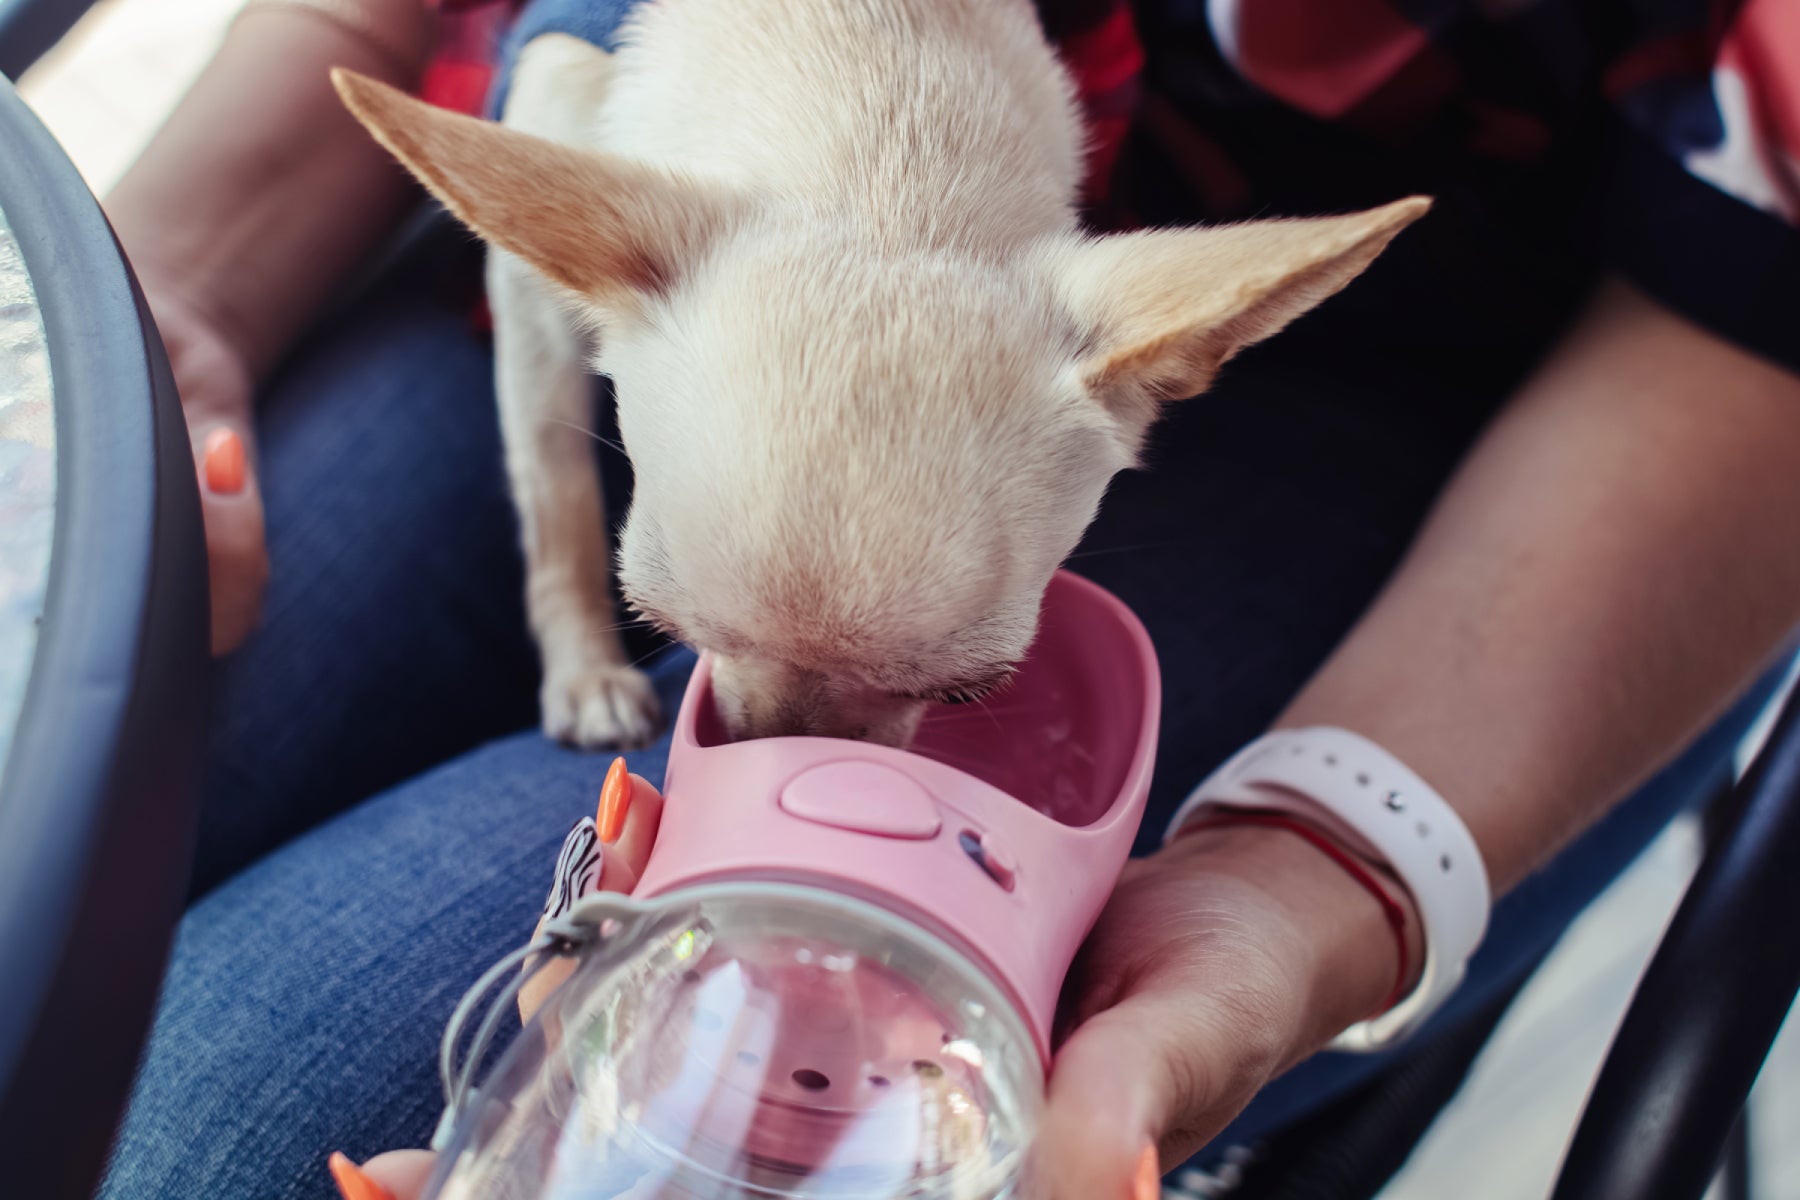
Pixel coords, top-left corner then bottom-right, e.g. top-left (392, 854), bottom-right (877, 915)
top-left (235, 0), bottom-right (437, 80)
top-left (106, 2), bottom-right (430, 378)
top-left (1166, 818), bottom-right (1425, 1049)
top-left (133, 276), bottom-right (258, 388)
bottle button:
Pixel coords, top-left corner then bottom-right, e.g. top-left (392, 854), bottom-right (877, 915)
top-left (779, 761), bottom-right (943, 839)
top-left (979, 833), bottom-right (1017, 882)
top-left (958, 830), bottom-right (1017, 891)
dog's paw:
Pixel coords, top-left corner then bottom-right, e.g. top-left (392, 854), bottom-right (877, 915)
top-left (541, 662), bottom-right (662, 749)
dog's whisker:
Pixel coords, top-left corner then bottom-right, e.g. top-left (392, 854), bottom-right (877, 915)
top-left (919, 709), bottom-right (997, 726)
top-left (921, 712), bottom-right (1010, 730)
top-left (977, 699), bottom-right (1009, 738)
top-left (1064, 540), bottom-right (1188, 563)
top-left (625, 643), bottom-right (672, 672)
top-left (916, 724), bottom-right (991, 745)
top-left (542, 416), bottom-right (629, 457)
top-left (919, 724), bottom-right (1017, 754)
top-left (921, 699), bottom-right (1035, 723)
top-left (589, 616), bottom-right (655, 636)
top-left (917, 712), bottom-right (996, 732)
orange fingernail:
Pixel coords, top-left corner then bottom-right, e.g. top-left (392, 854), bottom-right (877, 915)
top-left (1134, 1143), bottom-right (1161, 1200)
top-left (202, 428), bottom-right (246, 496)
top-left (598, 756), bottom-right (632, 844)
top-left (328, 1151), bottom-right (396, 1200)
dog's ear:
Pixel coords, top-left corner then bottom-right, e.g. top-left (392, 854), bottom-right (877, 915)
top-left (1052, 197), bottom-right (1430, 433)
top-left (332, 69), bottom-right (735, 308)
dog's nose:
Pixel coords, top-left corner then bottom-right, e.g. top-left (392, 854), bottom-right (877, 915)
top-left (720, 693), bottom-right (919, 746)
top-left (789, 702), bottom-right (923, 748)
top-left (729, 709), bottom-right (876, 743)
top-left (709, 656), bottom-right (927, 747)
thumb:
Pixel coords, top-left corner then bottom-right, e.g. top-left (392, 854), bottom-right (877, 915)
top-left (1039, 998), bottom-right (1176, 1200)
top-left (189, 419), bottom-right (268, 656)
top-left (331, 1149), bottom-right (436, 1199)
top-left (597, 769), bottom-right (665, 894)
top-left (520, 768), bottom-right (665, 1022)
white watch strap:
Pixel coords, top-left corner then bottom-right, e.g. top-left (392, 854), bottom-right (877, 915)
top-left (1164, 727), bottom-right (1491, 1051)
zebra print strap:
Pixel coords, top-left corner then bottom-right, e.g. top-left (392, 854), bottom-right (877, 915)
top-left (543, 817), bottom-right (603, 923)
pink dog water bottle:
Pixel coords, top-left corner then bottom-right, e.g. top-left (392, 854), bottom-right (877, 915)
top-left (420, 570), bottom-right (1160, 1199)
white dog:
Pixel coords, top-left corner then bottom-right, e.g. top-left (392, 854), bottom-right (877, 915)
top-left (333, 0), bottom-right (1426, 749)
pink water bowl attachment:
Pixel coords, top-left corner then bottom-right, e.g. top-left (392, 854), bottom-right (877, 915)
top-left (634, 571), bottom-right (1162, 1061)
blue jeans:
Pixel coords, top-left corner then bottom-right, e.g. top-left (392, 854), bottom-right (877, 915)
top-left (98, 200), bottom-right (1785, 1197)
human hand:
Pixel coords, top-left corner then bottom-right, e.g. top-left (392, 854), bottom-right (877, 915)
top-left (148, 288), bottom-right (267, 655)
top-left (1038, 820), bottom-right (1422, 1199)
top-left (329, 763), bottom-right (665, 1200)
top-left (516, 760), bottom-right (667, 1020)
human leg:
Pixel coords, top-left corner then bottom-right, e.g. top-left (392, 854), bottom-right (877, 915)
top-left (195, 224), bottom-right (649, 898)
top-left (102, 646), bottom-right (696, 1200)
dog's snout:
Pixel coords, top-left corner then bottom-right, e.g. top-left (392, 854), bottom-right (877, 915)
top-left (740, 712), bottom-right (873, 741)
top-left (726, 698), bottom-right (917, 747)
top-left (709, 655), bottom-right (923, 747)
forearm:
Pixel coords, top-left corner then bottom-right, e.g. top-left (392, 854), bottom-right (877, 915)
top-left (1279, 278), bottom-right (1800, 894)
top-left (1044, 281), bottom-right (1800, 1181)
top-left (105, 0), bottom-right (434, 378)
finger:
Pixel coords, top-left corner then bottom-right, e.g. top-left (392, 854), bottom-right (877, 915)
top-left (355, 1149), bottom-right (438, 1199)
top-left (533, 768), bottom-right (666, 923)
top-left (523, 813), bottom-right (603, 1021)
top-left (1046, 991), bottom-right (1278, 1197)
top-left (330, 1149), bottom-right (433, 1199)
top-left (522, 772), bottom-right (665, 1022)
top-left (189, 420), bottom-right (268, 655)
top-left (1040, 997), bottom-right (1178, 1200)
top-left (1047, 975), bottom-right (1274, 1200)
top-left (599, 770), bottom-right (665, 892)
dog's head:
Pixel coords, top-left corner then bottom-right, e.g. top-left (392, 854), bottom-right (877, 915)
top-left (336, 71), bottom-right (1427, 745)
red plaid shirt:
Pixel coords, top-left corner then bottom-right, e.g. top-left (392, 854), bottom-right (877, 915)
top-left (419, 0), bottom-right (1798, 372)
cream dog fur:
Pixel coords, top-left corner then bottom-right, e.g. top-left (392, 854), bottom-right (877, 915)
top-left (333, 0), bottom-right (1427, 748)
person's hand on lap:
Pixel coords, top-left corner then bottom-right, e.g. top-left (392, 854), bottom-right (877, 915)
top-left (150, 288), bottom-right (267, 656)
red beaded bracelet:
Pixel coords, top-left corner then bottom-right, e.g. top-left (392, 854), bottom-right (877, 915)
top-left (1184, 809), bottom-right (1416, 1019)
